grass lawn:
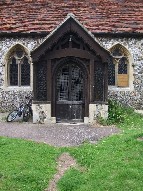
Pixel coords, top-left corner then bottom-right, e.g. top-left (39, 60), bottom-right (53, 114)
top-left (0, 102), bottom-right (143, 191)
top-left (0, 139), bottom-right (61, 191)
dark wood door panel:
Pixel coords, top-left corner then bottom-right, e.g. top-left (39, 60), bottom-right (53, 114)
top-left (56, 102), bottom-right (84, 122)
top-left (70, 103), bottom-right (84, 122)
top-left (56, 104), bottom-right (70, 122)
top-left (56, 61), bottom-right (85, 122)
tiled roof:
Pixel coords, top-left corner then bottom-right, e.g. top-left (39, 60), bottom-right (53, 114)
top-left (0, 0), bottom-right (143, 34)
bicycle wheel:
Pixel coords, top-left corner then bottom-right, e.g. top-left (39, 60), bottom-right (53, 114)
top-left (23, 106), bottom-right (31, 122)
top-left (7, 110), bottom-right (19, 122)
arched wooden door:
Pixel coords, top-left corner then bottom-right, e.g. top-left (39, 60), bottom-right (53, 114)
top-left (55, 61), bottom-right (85, 123)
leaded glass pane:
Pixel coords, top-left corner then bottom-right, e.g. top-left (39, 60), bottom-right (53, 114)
top-left (118, 57), bottom-right (128, 74)
top-left (57, 65), bottom-right (69, 101)
top-left (16, 48), bottom-right (24, 58)
top-left (108, 60), bottom-right (115, 85)
top-left (112, 47), bottom-right (122, 56)
top-left (36, 61), bottom-right (47, 101)
top-left (21, 56), bottom-right (30, 86)
top-left (10, 57), bottom-right (18, 86)
top-left (71, 64), bottom-right (84, 101)
top-left (94, 61), bottom-right (104, 101)
top-left (56, 63), bottom-right (84, 101)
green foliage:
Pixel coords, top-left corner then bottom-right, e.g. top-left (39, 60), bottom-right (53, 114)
top-left (108, 100), bottom-right (125, 123)
top-left (96, 100), bottom-right (134, 126)
top-left (95, 100), bottom-right (135, 126)
top-left (108, 100), bottom-right (134, 124)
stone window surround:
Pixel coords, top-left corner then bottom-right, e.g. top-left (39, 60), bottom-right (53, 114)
top-left (3, 43), bottom-right (33, 91)
top-left (2, 42), bottom-right (134, 92)
top-left (108, 43), bottom-right (134, 91)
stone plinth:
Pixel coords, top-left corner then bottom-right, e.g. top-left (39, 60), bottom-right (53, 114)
top-left (89, 103), bottom-right (108, 124)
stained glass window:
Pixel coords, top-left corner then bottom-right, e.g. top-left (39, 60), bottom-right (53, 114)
top-left (109, 46), bottom-right (129, 87)
top-left (10, 57), bottom-right (18, 86)
top-left (108, 60), bottom-right (115, 85)
top-left (94, 61), bottom-right (104, 101)
top-left (21, 56), bottom-right (30, 86)
top-left (36, 61), bottom-right (47, 101)
top-left (112, 47), bottom-right (122, 56)
top-left (8, 46), bottom-right (30, 86)
top-left (15, 48), bottom-right (24, 58)
top-left (118, 57), bottom-right (128, 74)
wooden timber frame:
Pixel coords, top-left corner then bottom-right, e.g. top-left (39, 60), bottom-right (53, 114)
top-left (31, 14), bottom-right (112, 123)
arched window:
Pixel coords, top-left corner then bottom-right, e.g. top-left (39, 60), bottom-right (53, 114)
top-left (7, 45), bottom-right (30, 86)
top-left (109, 44), bottom-right (130, 87)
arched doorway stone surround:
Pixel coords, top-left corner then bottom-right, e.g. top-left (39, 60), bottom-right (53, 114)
top-left (31, 14), bottom-right (111, 124)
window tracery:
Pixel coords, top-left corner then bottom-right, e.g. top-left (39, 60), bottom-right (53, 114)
top-left (7, 45), bottom-right (30, 86)
top-left (109, 44), bottom-right (130, 87)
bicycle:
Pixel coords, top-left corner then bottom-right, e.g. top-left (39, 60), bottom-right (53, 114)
top-left (7, 96), bottom-right (33, 122)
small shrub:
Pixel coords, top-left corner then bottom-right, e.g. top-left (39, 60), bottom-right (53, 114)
top-left (108, 100), bottom-right (128, 124)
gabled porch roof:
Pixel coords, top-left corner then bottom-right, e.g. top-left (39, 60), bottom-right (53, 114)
top-left (31, 14), bottom-right (111, 63)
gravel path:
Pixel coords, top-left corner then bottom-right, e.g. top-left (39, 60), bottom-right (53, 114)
top-left (0, 122), bottom-right (120, 147)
